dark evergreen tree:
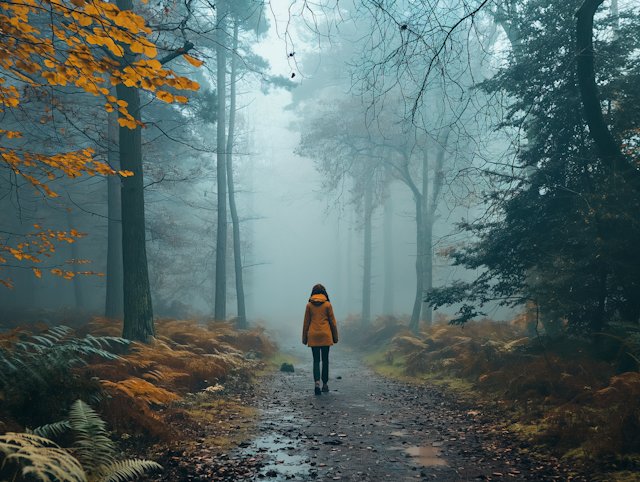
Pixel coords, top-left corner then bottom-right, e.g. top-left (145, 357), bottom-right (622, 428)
top-left (427, 0), bottom-right (640, 333)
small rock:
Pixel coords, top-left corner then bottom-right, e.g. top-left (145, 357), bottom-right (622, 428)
top-left (280, 363), bottom-right (294, 372)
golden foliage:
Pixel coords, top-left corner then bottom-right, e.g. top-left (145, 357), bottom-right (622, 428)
top-left (353, 314), bottom-right (640, 459)
top-left (77, 317), bottom-right (275, 445)
top-left (0, 0), bottom-right (201, 284)
top-left (100, 378), bottom-right (181, 406)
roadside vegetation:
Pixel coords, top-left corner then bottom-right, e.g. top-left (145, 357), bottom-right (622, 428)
top-left (0, 314), bottom-right (277, 480)
top-left (342, 314), bottom-right (640, 475)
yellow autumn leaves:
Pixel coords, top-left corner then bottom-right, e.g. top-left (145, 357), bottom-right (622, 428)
top-left (0, 0), bottom-right (201, 198)
top-left (0, 226), bottom-right (98, 288)
top-left (0, 0), bottom-right (202, 285)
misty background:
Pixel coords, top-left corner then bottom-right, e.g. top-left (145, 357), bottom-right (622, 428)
top-left (3, 0), bottom-right (634, 332)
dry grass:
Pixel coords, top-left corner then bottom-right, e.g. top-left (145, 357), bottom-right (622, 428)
top-left (84, 317), bottom-right (275, 445)
top-left (348, 314), bottom-right (640, 462)
top-left (1, 316), bottom-right (277, 449)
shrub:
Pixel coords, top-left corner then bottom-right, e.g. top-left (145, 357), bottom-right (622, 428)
top-left (0, 325), bottom-right (130, 430)
top-left (352, 314), bottom-right (640, 459)
top-left (0, 400), bottom-right (161, 482)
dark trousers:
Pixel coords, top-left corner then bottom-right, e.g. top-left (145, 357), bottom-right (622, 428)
top-left (311, 346), bottom-right (330, 384)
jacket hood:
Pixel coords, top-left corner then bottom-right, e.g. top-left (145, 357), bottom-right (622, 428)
top-left (309, 294), bottom-right (327, 305)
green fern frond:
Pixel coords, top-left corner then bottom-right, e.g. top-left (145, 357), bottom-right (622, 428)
top-left (97, 459), bottom-right (162, 482)
top-left (68, 400), bottom-right (115, 474)
top-left (0, 433), bottom-right (87, 482)
top-left (0, 326), bottom-right (131, 406)
top-left (32, 335), bottom-right (56, 347)
top-left (31, 421), bottom-right (72, 439)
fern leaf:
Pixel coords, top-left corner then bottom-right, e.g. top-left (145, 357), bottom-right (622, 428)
top-left (31, 421), bottom-right (72, 439)
top-left (100, 378), bottom-right (181, 406)
top-left (48, 325), bottom-right (73, 339)
top-left (0, 433), bottom-right (59, 449)
top-left (68, 400), bottom-right (115, 473)
top-left (0, 433), bottom-right (87, 482)
top-left (97, 459), bottom-right (162, 482)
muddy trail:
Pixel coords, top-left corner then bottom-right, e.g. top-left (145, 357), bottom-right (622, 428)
top-left (149, 341), bottom-right (588, 482)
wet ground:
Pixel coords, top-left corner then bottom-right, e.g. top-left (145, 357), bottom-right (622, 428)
top-left (150, 342), bottom-right (589, 482)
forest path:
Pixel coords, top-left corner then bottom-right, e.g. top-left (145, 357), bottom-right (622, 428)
top-left (236, 339), bottom-right (583, 482)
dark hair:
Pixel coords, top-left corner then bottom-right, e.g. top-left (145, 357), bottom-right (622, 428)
top-left (310, 284), bottom-right (330, 302)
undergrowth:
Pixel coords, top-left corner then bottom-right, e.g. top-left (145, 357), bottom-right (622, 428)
top-left (0, 399), bottom-right (161, 482)
top-left (0, 316), bottom-right (277, 452)
top-left (0, 325), bottom-right (130, 430)
top-left (342, 313), bottom-right (640, 467)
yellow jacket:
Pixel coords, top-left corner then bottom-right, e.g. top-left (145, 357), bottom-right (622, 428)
top-left (303, 294), bottom-right (338, 347)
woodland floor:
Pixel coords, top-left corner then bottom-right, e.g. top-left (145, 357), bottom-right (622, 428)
top-left (141, 337), bottom-right (592, 482)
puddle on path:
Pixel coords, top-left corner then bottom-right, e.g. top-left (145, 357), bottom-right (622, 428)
top-left (248, 433), bottom-right (311, 478)
top-left (392, 445), bottom-right (448, 467)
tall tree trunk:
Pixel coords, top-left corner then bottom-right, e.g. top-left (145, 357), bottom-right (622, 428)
top-left (105, 105), bottom-right (123, 318)
top-left (382, 194), bottom-right (394, 315)
top-left (423, 219), bottom-right (434, 324)
top-left (423, 129), bottom-right (451, 326)
top-left (245, 154), bottom-right (254, 319)
top-left (361, 181), bottom-right (373, 326)
top-left (409, 194), bottom-right (424, 332)
top-left (421, 141), bottom-right (431, 325)
top-left (214, 0), bottom-right (228, 321)
top-left (116, 0), bottom-right (154, 342)
top-left (66, 211), bottom-right (85, 309)
top-left (226, 21), bottom-right (246, 329)
top-left (334, 216), bottom-right (342, 302)
top-left (593, 266), bottom-right (608, 332)
top-left (346, 205), bottom-right (354, 314)
top-left (576, 0), bottom-right (633, 178)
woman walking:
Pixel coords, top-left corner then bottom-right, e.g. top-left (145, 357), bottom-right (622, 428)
top-left (302, 284), bottom-right (339, 395)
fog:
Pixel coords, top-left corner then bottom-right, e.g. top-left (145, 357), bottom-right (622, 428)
top-left (2, 0), bottom-right (632, 335)
top-left (3, 1), bottom-right (640, 476)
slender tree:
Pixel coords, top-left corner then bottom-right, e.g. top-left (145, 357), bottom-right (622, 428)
top-left (226, 20), bottom-right (247, 328)
top-left (346, 206), bottom-right (354, 314)
top-left (361, 179), bottom-right (374, 326)
top-left (382, 193), bottom-right (394, 315)
top-left (576, 0), bottom-right (635, 179)
top-left (105, 104), bottom-right (124, 319)
top-left (417, 128), bottom-right (450, 327)
top-left (297, 100), bottom-right (428, 328)
top-left (214, 0), bottom-right (228, 321)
